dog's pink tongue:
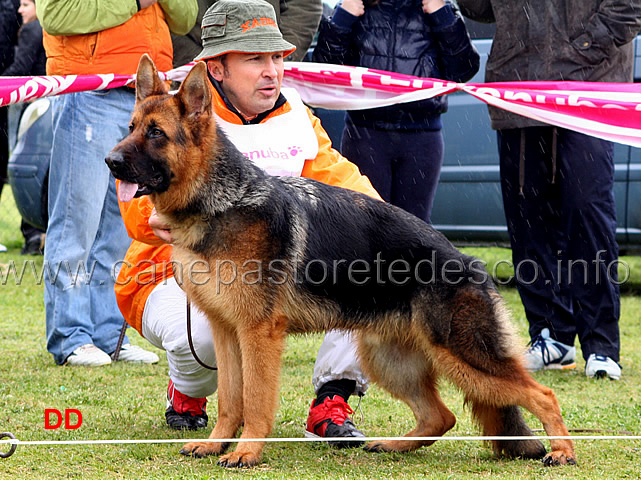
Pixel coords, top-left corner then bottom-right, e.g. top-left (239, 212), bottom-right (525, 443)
top-left (118, 181), bottom-right (139, 202)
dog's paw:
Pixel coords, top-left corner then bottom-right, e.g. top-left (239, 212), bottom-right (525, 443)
top-left (217, 451), bottom-right (261, 468)
top-left (364, 439), bottom-right (425, 453)
top-left (180, 441), bottom-right (228, 458)
top-left (542, 450), bottom-right (577, 466)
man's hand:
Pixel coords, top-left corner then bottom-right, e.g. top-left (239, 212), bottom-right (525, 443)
top-left (149, 207), bottom-right (174, 244)
top-left (422, 0), bottom-right (446, 13)
top-left (139, 0), bottom-right (158, 9)
top-left (342, 0), bottom-right (365, 16)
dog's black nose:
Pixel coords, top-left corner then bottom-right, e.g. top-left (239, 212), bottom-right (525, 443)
top-left (105, 151), bottom-right (125, 170)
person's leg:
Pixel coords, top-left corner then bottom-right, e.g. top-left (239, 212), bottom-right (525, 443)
top-left (556, 130), bottom-right (620, 369)
top-left (499, 128), bottom-right (577, 342)
top-left (142, 276), bottom-right (217, 429)
top-left (78, 89), bottom-right (137, 356)
top-left (498, 128), bottom-right (577, 372)
top-left (20, 219), bottom-right (44, 255)
top-left (306, 330), bottom-right (368, 447)
top-left (341, 122), bottom-right (393, 202)
top-left (45, 92), bottom-right (110, 364)
top-left (44, 89), bottom-right (139, 365)
top-left (389, 129), bottom-right (444, 223)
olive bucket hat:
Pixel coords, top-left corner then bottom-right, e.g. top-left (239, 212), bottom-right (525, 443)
top-left (194, 0), bottom-right (296, 61)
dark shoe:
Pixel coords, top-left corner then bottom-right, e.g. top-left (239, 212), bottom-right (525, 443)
top-left (20, 235), bottom-right (44, 255)
top-left (304, 395), bottom-right (365, 448)
top-left (165, 379), bottom-right (208, 430)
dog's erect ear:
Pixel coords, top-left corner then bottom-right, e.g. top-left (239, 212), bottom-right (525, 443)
top-left (176, 62), bottom-right (212, 118)
top-left (135, 54), bottom-right (168, 103)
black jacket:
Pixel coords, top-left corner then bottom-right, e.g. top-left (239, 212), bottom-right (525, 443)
top-left (312, 0), bottom-right (479, 130)
top-left (2, 19), bottom-right (47, 76)
top-left (458, 0), bottom-right (641, 129)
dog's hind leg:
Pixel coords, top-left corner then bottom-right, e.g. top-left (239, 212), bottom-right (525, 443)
top-left (357, 333), bottom-right (457, 453)
top-left (217, 316), bottom-right (288, 468)
top-left (181, 323), bottom-right (244, 459)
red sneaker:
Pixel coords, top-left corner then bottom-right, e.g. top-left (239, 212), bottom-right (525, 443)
top-left (304, 395), bottom-right (365, 448)
top-left (165, 379), bottom-right (208, 430)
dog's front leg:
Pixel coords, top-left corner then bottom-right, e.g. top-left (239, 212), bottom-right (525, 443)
top-left (217, 316), bottom-right (288, 468)
top-left (181, 323), bottom-right (244, 458)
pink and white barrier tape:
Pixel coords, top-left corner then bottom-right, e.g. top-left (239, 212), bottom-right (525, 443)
top-left (2, 61), bottom-right (641, 147)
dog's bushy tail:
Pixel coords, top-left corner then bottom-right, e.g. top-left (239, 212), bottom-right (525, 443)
top-left (469, 402), bottom-right (547, 459)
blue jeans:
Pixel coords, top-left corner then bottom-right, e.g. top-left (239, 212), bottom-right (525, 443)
top-left (45, 89), bottom-right (134, 364)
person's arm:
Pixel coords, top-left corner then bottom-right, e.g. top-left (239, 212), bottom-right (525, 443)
top-left (424, 1), bottom-right (480, 83)
top-left (455, 0), bottom-right (495, 23)
top-left (1, 23), bottom-right (41, 76)
top-left (311, 1), bottom-right (362, 65)
top-left (36, 0), bottom-right (195, 36)
top-left (274, 0), bottom-right (323, 62)
top-left (301, 108), bottom-right (382, 201)
top-left (158, 0), bottom-right (198, 36)
top-left (581, 0), bottom-right (641, 53)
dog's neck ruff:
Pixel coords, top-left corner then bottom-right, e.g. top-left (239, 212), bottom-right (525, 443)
top-left (213, 88), bottom-right (318, 178)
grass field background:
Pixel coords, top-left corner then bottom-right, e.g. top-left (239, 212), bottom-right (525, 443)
top-left (1, 191), bottom-right (640, 479)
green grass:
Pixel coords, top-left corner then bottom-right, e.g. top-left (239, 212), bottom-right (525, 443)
top-left (1, 193), bottom-right (641, 479)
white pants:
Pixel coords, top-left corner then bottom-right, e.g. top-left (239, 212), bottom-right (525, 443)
top-left (142, 277), bottom-right (368, 398)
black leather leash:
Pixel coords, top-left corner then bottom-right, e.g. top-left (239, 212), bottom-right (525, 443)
top-left (187, 298), bottom-right (218, 370)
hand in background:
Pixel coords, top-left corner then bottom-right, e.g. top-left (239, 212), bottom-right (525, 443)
top-left (342, 0), bottom-right (365, 16)
top-left (422, 0), bottom-right (446, 14)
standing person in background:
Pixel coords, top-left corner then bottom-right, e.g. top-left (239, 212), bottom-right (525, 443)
top-left (312, 0), bottom-right (479, 223)
top-left (1, 0), bottom-right (47, 256)
top-left (37, 0), bottom-right (197, 367)
top-left (0, 0), bottom-right (20, 253)
top-left (171, 0), bottom-right (322, 68)
top-left (457, 0), bottom-right (641, 380)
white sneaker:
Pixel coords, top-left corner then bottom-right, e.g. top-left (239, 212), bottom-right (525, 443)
top-left (585, 354), bottom-right (621, 380)
top-left (523, 328), bottom-right (576, 371)
top-left (0, 243), bottom-right (7, 253)
top-left (116, 344), bottom-right (159, 364)
top-left (66, 344), bottom-right (112, 367)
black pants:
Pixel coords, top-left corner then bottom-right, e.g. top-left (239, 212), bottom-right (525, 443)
top-left (341, 122), bottom-right (443, 223)
top-left (498, 127), bottom-right (620, 361)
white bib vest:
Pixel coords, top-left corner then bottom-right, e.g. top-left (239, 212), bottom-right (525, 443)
top-left (215, 88), bottom-right (319, 177)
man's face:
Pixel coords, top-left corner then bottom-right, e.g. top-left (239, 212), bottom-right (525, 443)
top-left (207, 52), bottom-right (284, 121)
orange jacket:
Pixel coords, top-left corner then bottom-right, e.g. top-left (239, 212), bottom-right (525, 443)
top-left (116, 85), bottom-right (381, 336)
top-left (42, 4), bottom-right (173, 76)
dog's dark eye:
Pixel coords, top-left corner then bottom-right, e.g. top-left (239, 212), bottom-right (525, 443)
top-left (148, 127), bottom-right (165, 139)
top-left (128, 123), bottom-right (134, 133)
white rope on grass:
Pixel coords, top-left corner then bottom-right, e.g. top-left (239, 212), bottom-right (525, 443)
top-left (2, 434), bottom-right (641, 448)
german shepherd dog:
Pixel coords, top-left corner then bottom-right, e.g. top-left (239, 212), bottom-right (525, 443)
top-left (106, 54), bottom-right (576, 468)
